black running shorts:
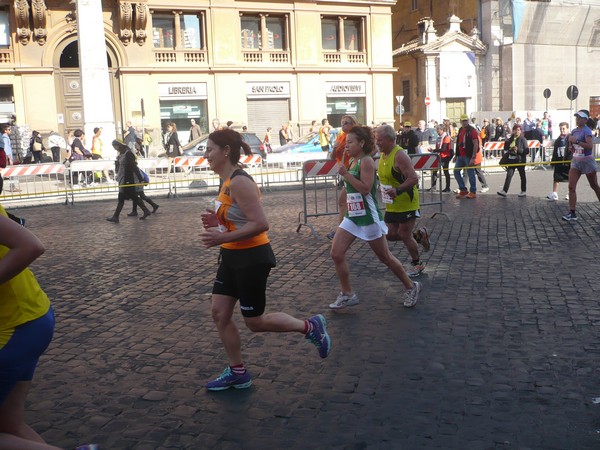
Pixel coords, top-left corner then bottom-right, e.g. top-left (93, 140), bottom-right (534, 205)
top-left (212, 244), bottom-right (276, 318)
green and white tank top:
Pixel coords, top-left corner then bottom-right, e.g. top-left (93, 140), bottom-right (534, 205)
top-left (344, 157), bottom-right (383, 226)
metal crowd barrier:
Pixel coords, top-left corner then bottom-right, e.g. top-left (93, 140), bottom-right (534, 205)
top-left (297, 159), bottom-right (341, 238)
top-left (0, 162), bottom-right (70, 204)
top-left (169, 155), bottom-right (266, 197)
top-left (260, 152), bottom-right (328, 191)
top-left (170, 156), bottom-right (213, 198)
top-left (297, 153), bottom-right (447, 238)
top-left (481, 140), bottom-right (551, 174)
top-left (411, 153), bottom-right (445, 216)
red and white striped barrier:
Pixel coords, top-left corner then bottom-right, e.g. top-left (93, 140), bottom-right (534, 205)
top-left (172, 156), bottom-right (209, 168)
top-left (302, 160), bottom-right (339, 177)
top-left (411, 154), bottom-right (440, 170)
top-left (483, 141), bottom-right (505, 151)
top-left (239, 155), bottom-right (263, 166)
top-left (1, 162), bottom-right (66, 177)
top-left (527, 140), bottom-right (541, 149)
top-left (172, 155), bottom-right (262, 169)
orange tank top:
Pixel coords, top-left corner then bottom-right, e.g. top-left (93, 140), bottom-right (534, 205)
top-left (334, 132), bottom-right (351, 168)
top-left (216, 170), bottom-right (270, 250)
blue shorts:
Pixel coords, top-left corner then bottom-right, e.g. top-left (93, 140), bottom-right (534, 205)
top-left (0, 307), bottom-right (55, 405)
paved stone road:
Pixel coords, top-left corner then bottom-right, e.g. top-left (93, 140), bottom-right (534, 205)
top-left (9, 168), bottom-right (600, 449)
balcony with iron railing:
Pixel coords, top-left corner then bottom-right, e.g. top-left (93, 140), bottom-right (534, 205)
top-left (153, 49), bottom-right (208, 64)
top-left (323, 52), bottom-right (366, 64)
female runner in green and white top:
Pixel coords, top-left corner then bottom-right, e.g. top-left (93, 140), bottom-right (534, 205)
top-left (329, 125), bottom-right (421, 310)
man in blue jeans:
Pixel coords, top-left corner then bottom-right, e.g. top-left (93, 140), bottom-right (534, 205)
top-left (123, 121), bottom-right (136, 151)
top-left (453, 114), bottom-right (481, 199)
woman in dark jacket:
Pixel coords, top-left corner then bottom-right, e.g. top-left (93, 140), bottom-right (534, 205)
top-left (164, 122), bottom-right (182, 175)
top-left (497, 124), bottom-right (528, 197)
top-left (29, 131), bottom-right (45, 164)
top-left (106, 140), bottom-right (151, 223)
top-left (493, 118), bottom-right (505, 142)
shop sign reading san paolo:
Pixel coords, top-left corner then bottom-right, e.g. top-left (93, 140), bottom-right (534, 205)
top-left (246, 82), bottom-right (290, 99)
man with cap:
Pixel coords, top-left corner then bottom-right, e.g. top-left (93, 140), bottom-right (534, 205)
top-left (453, 113), bottom-right (481, 199)
top-left (399, 121), bottom-right (419, 155)
top-left (562, 110), bottom-right (600, 221)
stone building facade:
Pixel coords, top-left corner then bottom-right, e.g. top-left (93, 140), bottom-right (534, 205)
top-left (0, 0), bottom-right (395, 154)
top-left (392, 0), bottom-right (600, 127)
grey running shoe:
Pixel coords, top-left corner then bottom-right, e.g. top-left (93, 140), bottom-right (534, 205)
top-left (407, 261), bottom-right (425, 278)
top-left (328, 292), bottom-right (359, 309)
top-left (403, 281), bottom-right (421, 308)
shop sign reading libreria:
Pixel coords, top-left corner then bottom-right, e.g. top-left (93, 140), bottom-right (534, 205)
top-left (246, 82), bottom-right (290, 99)
top-left (158, 83), bottom-right (208, 100)
top-left (326, 81), bottom-right (366, 97)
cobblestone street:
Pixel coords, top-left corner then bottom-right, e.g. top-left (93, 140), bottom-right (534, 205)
top-left (10, 170), bottom-right (600, 449)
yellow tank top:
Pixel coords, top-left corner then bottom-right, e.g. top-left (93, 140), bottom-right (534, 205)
top-left (92, 137), bottom-right (103, 155)
top-left (216, 170), bottom-right (270, 250)
top-left (377, 146), bottom-right (420, 213)
top-left (0, 205), bottom-right (51, 347)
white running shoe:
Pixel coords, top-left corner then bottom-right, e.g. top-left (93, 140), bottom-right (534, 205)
top-left (518, 191), bottom-right (526, 197)
top-left (497, 190), bottom-right (507, 197)
top-left (403, 282), bottom-right (421, 308)
top-left (329, 292), bottom-right (359, 309)
top-left (547, 192), bottom-right (558, 201)
top-left (565, 194), bottom-right (569, 200)
top-left (480, 186), bottom-right (489, 193)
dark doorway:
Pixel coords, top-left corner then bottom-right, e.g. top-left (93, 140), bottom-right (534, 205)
top-left (59, 41), bottom-right (112, 68)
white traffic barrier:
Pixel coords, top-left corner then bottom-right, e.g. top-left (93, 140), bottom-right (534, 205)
top-left (137, 157), bottom-right (171, 193)
top-left (481, 140), bottom-right (547, 173)
top-left (67, 159), bottom-right (119, 204)
top-left (410, 153), bottom-right (445, 215)
top-left (297, 159), bottom-right (341, 237)
top-left (0, 162), bottom-right (70, 204)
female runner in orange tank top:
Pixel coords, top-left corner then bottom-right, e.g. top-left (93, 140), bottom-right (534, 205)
top-left (200, 129), bottom-right (331, 391)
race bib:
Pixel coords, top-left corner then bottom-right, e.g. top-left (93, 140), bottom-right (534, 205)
top-left (557, 146), bottom-right (566, 158)
top-left (572, 144), bottom-right (583, 155)
top-left (214, 200), bottom-right (226, 232)
top-left (380, 184), bottom-right (393, 204)
top-left (347, 192), bottom-right (366, 217)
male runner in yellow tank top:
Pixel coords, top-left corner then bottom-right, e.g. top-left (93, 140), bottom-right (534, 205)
top-left (376, 125), bottom-right (430, 277)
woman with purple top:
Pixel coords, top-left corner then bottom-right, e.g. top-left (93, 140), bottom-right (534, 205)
top-left (562, 110), bottom-right (600, 221)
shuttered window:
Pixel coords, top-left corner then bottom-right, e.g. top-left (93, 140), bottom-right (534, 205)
top-left (246, 98), bottom-right (290, 142)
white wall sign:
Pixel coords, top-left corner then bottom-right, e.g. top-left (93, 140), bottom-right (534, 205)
top-left (246, 82), bottom-right (290, 99)
top-left (158, 82), bottom-right (208, 100)
top-left (326, 81), bottom-right (366, 97)
top-left (439, 53), bottom-right (476, 99)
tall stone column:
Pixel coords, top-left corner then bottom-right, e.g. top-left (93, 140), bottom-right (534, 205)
top-left (75, 0), bottom-right (116, 155)
top-left (424, 55), bottom-right (438, 124)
